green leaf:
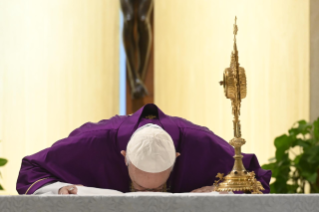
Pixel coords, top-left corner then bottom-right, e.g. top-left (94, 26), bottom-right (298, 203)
top-left (0, 158), bottom-right (7, 166)
top-left (266, 118), bottom-right (319, 193)
top-left (293, 154), bottom-right (302, 165)
top-left (306, 172), bottom-right (317, 183)
top-left (289, 128), bottom-right (299, 137)
top-left (261, 162), bottom-right (279, 178)
top-left (310, 184), bottom-right (319, 193)
top-left (305, 146), bottom-right (319, 164)
top-left (271, 165), bottom-right (279, 178)
top-left (268, 157), bottom-right (276, 162)
top-left (272, 178), bottom-right (288, 193)
top-left (289, 120), bottom-right (312, 137)
top-left (262, 162), bottom-right (278, 178)
top-left (313, 118), bottom-right (319, 141)
top-left (275, 134), bottom-right (292, 160)
top-left (270, 182), bottom-right (277, 193)
top-left (299, 154), bottom-right (315, 173)
top-left (274, 154), bottom-right (290, 182)
top-left (0, 184), bottom-right (3, 190)
top-left (297, 120), bottom-right (312, 135)
top-left (261, 162), bottom-right (276, 171)
top-left (274, 134), bottom-right (291, 149)
top-left (292, 139), bottom-right (311, 149)
top-left (287, 184), bottom-right (299, 193)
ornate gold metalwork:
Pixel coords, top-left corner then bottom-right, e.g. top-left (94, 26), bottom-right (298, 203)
top-left (216, 17), bottom-right (264, 194)
top-left (144, 115), bottom-right (157, 119)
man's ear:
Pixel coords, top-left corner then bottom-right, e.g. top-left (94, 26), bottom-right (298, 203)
top-left (120, 150), bottom-right (126, 157)
top-left (120, 150), bottom-right (127, 165)
top-left (176, 152), bottom-right (181, 158)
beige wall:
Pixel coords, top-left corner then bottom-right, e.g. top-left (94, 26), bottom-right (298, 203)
top-left (155, 1), bottom-right (309, 166)
top-left (310, 0), bottom-right (319, 122)
top-left (0, 0), bottom-right (119, 194)
top-left (0, 0), bottom-right (313, 194)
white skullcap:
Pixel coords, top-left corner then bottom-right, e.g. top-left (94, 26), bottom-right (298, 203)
top-left (126, 124), bottom-right (176, 173)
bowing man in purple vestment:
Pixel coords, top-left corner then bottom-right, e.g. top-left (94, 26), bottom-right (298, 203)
top-left (16, 104), bottom-right (271, 195)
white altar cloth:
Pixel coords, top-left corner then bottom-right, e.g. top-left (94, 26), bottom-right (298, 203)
top-left (0, 194), bottom-right (318, 212)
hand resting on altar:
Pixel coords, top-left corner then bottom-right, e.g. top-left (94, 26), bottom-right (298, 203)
top-left (58, 184), bottom-right (82, 195)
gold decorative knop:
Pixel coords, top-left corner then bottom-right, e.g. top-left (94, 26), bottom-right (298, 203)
top-left (216, 17), bottom-right (264, 194)
top-left (144, 115), bottom-right (157, 120)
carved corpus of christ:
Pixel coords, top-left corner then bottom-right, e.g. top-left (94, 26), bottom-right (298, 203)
top-left (120, 0), bottom-right (154, 99)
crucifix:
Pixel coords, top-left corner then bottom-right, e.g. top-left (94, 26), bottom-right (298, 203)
top-left (120, 0), bottom-right (154, 113)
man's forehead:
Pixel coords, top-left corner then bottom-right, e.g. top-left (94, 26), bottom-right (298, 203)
top-left (133, 175), bottom-right (168, 189)
top-left (130, 164), bottom-right (170, 185)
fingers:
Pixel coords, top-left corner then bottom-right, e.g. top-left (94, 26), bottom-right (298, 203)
top-left (191, 186), bottom-right (215, 193)
top-left (191, 188), bottom-right (205, 193)
top-left (68, 186), bottom-right (78, 195)
top-left (191, 187), bottom-right (207, 192)
top-left (58, 187), bottom-right (70, 195)
top-left (58, 185), bottom-right (79, 195)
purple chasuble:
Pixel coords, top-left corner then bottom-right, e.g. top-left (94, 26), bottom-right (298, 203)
top-left (16, 104), bottom-right (271, 194)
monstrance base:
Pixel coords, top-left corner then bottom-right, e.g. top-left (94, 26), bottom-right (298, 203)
top-left (214, 171), bottom-right (264, 194)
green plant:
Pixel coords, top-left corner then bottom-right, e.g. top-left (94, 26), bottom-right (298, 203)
top-left (262, 118), bottom-right (319, 193)
top-left (0, 140), bottom-right (8, 190)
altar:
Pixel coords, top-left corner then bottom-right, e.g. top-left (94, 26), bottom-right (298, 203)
top-left (0, 194), bottom-right (318, 212)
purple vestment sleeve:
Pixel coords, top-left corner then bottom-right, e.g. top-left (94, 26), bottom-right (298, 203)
top-left (16, 116), bottom-right (128, 195)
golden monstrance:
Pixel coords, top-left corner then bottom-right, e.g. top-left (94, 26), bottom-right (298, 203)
top-left (215, 17), bottom-right (264, 194)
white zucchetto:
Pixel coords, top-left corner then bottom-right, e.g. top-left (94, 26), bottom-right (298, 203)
top-left (126, 124), bottom-right (176, 173)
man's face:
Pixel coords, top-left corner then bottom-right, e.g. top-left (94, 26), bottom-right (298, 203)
top-left (128, 163), bottom-right (171, 192)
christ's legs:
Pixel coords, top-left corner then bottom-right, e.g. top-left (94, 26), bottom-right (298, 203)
top-left (137, 0), bottom-right (154, 81)
top-left (120, 0), bottom-right (148, 99)
top-left (120, 0), bottom-right (136, 75)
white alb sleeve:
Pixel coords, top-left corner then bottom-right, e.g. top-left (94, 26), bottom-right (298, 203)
top-left (33, 182), bottom-right (72, 195)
